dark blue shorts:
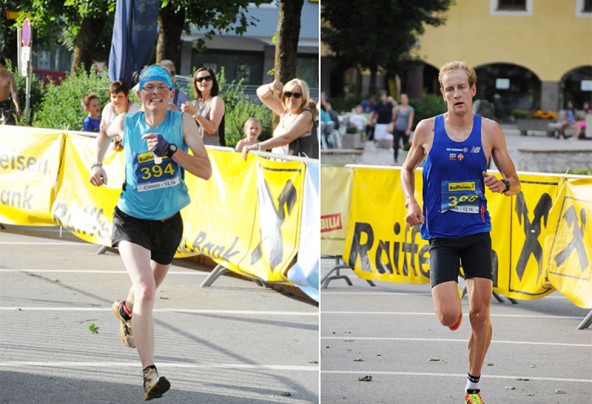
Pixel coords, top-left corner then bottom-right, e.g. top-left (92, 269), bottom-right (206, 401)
top-left (428, 232), bottom-right (493, 287)
top-left (111, 207), bottom-right (183, 265)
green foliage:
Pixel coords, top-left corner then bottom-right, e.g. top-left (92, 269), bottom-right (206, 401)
top-left (217, 69), bottom-right (272, 147)
top-left (14, 73), bottom-right (45, 126)
top-left (88, 323), bottom-right (99, 334)
top-left (410, 93), bottom-right (447, 127)
top-left (33, 68), bottom-right (111, 130)
top-left (511, 109), bottom-right (531, 119)
top-left (322, 0), bottom-right (453, 73)
top-left (328, 95), bottom-right (360, 114)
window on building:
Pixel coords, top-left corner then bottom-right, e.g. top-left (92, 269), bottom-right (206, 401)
top-left (585, 0), bottom-right (592, 12)
top-left (490, 0), bottom-right (532, 15)
top-left (497, 0), bottom-right (526, 10)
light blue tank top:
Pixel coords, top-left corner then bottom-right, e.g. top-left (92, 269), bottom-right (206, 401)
top-left (117, 110), bottom-right (190, 220)
top-left (420, 114), bottom-right (491, 239)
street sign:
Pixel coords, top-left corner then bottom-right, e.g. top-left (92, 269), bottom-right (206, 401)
top-left (22, 18), bottom-right (31, 47)
top-left (20, 45), bottom-right (30, 77)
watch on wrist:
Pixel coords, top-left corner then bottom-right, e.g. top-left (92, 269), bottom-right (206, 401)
top-left (502, 179), bottom-right (511, 193)
top-left (167, 144), bottom-right (178, 158)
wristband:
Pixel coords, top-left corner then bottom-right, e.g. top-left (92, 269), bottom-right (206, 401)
top-left (91, 162), bottom-right (103, 169)
top-left (501, 179), bottom-right (511, 193)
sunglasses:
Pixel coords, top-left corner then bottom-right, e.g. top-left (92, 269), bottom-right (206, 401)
top-left (195, 75), bottom-right (213, 83)
top-left (283, 91), bottom-right (302, 99)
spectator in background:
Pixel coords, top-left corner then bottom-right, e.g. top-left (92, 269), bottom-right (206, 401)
top-left (370, 90), bottom-right (396, 149)
top-left (0, 56), bottom-right (21, 125)
top-left (557, 100), bottom-right (576, 139)
top-left (392, 93), bottom-right (415, 164)
top-left (81, 93), bottom-right (101, 133)
top-left (157, 59), bottom-right (189, 111)
top-left (361, 95), bottom-right (376, 113)
top-left (235, 118), bottom-right (262, 152)
top-left (181, 66), bottom-right (226, 146)
top-left (574, 101), bottom-right (591, 140)
top-left (348, 105), bottom-right (367, 132)
top-left (362, 95), bottom-right (376, 140)
top-left (100, 81), bottom-right (140, 150)
top-left (242, 78), bottom-right (317, 158)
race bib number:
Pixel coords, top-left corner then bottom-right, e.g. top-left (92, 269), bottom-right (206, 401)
top-left (441, 180), bottom-right (482, 213)
top-left (133, 152), bottom-right (180, 192)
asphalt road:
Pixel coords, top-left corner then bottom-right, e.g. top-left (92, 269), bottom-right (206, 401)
top-left (0, 225), bottom-right (319, 404)
top-left (320, 258), bottom-right (592, 403)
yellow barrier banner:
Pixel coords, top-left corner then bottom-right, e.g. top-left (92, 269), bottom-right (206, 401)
top-left (545, 178), bottom-right (592, 308)
top-left (320, 166), bottom-right (353, 256)
top-left (180, 152), bottom-right (305, 283)
top-left (495, 173), bottom-right (559, 300)
top-left (343, 167), bottom-right (430, 284)
top-left (52, 133), bottom-right (124, 245)
top-left (0, 128), bottom-right (63, 225)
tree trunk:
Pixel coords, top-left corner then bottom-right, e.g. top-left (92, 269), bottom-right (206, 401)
top-left (275, 0), bottom-right (304, 85)
top-left (156, 4), bottom-right (185, 67)
top-left (369, 66), bottom-right (378, 96)
top-left (72, 17), bottom-right (109, 73)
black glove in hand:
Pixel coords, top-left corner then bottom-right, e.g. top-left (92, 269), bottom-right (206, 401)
top-left (150, 134), bottom-right (170, 157)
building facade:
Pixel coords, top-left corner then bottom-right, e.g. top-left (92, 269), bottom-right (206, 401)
top-left (179, 1), bottom-right (319, 99)
top-left (411, 0), bottom-right (591, 115)
top-left (322, 0), bottom-right (591, 118)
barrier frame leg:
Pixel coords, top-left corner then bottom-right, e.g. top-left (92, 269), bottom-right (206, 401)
top-left (321, 256), bottom-right (375, 289)
top-left (577, 311), bottom-right (592, 330)
top-left (200, 264), bottom-right (229, 287)
top-left (96, 246), bottom-right (109, 255)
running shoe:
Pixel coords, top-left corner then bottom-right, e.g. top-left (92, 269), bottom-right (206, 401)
top-left (449, 313), bottom-right (462, 331)
top-left (111, 300), bottom-right (136, 348)
top-left (144, 367), bottom-right (171, 401)
top-left (465, 391), bottom-right (484, 404)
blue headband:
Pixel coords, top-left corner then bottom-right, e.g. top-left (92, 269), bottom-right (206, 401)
top-left (138, 65), bottom-right (173, 91)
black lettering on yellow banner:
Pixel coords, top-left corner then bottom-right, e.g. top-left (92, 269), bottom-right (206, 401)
top-left (52, 202), bottom-right (112, 241)
top-left (348, 221), bottom-right (430, 279)
top-left (0, 185), bottom-right (33, 209)
top-left (252, 177), bottom-right (298, 272)
top-left (553, 204), bottom-right (589, 271)
top-left (515, 192), bottom-right (553, 282)
top-left (189, 231), bottom-right (241, 260)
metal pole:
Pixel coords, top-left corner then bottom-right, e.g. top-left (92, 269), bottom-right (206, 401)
top-left (25, 60), bottom-right (31, 123)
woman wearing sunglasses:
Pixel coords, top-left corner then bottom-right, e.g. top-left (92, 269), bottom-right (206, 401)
top-left (181, 66), bottom-right (225, 146)
top-left (242, 78), bottom-right (317, 159)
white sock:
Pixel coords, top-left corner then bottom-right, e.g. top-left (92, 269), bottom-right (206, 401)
top-left (466, 373), bottom-right (480, 392)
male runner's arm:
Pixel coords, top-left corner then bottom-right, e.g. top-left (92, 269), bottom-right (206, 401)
top-left (401, 118), bottom-right (433, 227)
top-left (482, 119), bottom-right (520, 196)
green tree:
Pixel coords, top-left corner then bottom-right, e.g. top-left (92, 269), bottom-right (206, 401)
top-left (157, 0), bottom-right (267, 67)
top-left (322, 0), bottom-right (453, 94)
top-left (274, 0), bottom-right (304, 85)
top-left (11, 1), bottom-right (266, 74)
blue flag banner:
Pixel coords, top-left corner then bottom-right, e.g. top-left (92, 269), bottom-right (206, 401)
top-left (109, 0), bottom-right (160, 86)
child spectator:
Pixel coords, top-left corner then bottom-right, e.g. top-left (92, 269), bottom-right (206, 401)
top-left (81, 93), bottom-right (101, 133)
top-left (235, 118), bottom-right (262, 152)
top-left (348, 105), bottom-right (368, 132)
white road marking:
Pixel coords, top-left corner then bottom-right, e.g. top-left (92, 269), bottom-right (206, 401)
top-left (322, 311), bottom-right (584, 319)
top-left (0, 269), bottom-right (206, 275)
top-left (321, 336), bottom-right (592, 348)
top-left (321, 370), bottom-right (592, 383)
top-left (0, 361), bottom-right (318, 371)
top-left (0, 307), bottom-right (318, 316)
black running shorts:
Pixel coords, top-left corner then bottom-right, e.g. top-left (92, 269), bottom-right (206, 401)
top-left (111, 207), bottom-right (183, 265)
top-left (428, 232), bottom-right (493, 287)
